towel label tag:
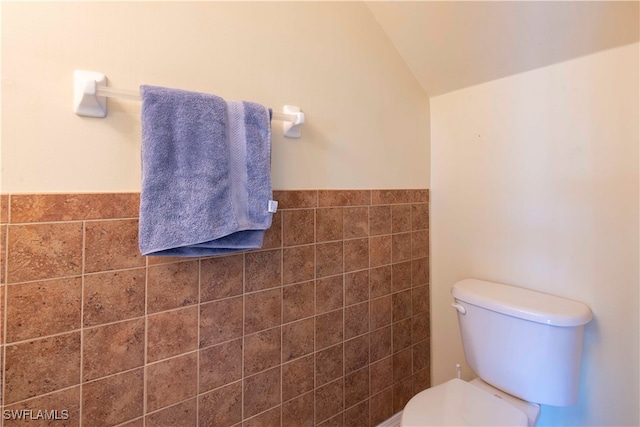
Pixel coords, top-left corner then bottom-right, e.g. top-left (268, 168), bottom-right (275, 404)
top-left (268, 200), bottom-right (278, 213)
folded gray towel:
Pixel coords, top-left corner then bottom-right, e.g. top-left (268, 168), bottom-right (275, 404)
top-left (139, 85), bottom-right (273, 256)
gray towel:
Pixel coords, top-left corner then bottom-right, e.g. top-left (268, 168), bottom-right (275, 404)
top-left (139, 85), bottom-right (273, 256)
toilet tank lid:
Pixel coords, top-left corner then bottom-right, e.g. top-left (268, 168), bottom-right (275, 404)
top-left (452, 279), bottom-right (593, 327)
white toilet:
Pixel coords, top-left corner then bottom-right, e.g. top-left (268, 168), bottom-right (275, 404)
top-left (401, 279), bottom-right (593, 426)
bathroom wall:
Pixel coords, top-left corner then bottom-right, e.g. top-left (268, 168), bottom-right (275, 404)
top-left (1, 2), bottom-right (433, 426)
top-left (1, 2), bottom-right (430, 193)
top-left (430, 43), bottom-right (639, 426)
top-left (0, 189), bottom-right (429, 426)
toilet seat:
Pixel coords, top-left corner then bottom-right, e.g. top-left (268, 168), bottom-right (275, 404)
top-left (400, 378), bottom-right (529, 426)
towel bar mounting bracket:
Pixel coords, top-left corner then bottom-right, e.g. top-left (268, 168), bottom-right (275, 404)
top-left (283, 105), bottom-right (304, 138)
top-left (73, 70), bottom-right (108, 118)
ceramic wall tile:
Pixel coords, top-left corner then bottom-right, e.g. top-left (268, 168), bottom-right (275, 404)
top-left (1, 189), bottom-right (428, 426)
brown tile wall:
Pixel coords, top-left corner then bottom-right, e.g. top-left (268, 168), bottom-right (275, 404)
top-left (0, 190), bottom-right (429, 427)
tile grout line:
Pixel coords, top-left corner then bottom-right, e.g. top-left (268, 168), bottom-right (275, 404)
top-left (195, 256), bottom-right (202, 427)
top-left (389, 201), bottom-right (396, 420)
top-left (341, 205), bottom-right (347, 424)
top-left (4, 266), bottom-right (145, 288)
top-left (368, 202), bottom-right (373, 427)
top-left (6, 216), bottom-right (140, 227)
top-left (312, 191), bottom-right (319, 427)
top-left (279, 216), bottom-right (284, 427)
top-left (78, 219), bottom-right (86, 426)
top-left (241, 251), bottom-right (246, 424)
top-left (1, 195), bottom-right (8, 425)
top-left (2, 383), bottom-right (82, 409)
top-left (142, 255), bottom-right (149, 423)
top-left (279, 212), bottom-right (285, 427)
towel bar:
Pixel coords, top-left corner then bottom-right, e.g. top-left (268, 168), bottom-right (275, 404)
top-left (73, 70), bottom-right (305, 138)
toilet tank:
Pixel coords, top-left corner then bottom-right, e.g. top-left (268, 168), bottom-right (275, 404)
top-left (451, 279), bottom-right (592, 407)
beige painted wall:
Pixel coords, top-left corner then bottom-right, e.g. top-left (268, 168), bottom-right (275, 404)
top-left (1, 2), bottom-right (430, 193)
top-left (430, 43), bottom-right (639, 426)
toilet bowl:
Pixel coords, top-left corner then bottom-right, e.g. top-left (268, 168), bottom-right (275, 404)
top-left (401, 378), bottom-right (540, 427)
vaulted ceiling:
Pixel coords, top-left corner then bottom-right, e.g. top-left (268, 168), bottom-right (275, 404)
top-left (366, 1), bottom-right (639, 96)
